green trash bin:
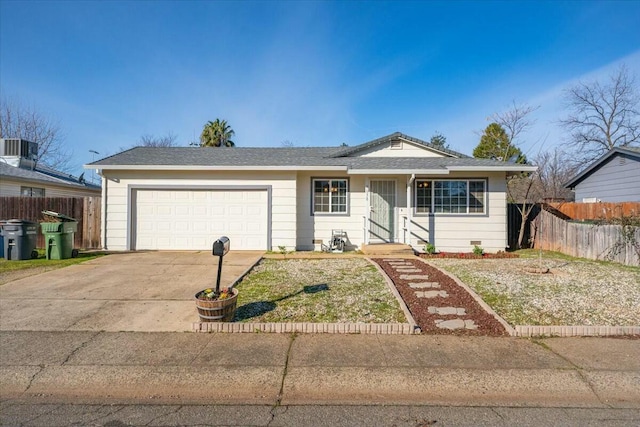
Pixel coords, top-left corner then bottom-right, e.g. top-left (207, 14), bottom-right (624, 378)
top-left (40, 213), bottom-right (79, 260)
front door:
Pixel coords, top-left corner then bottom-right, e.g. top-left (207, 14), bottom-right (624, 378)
top-left (369, 180), bottom-right (395, 243)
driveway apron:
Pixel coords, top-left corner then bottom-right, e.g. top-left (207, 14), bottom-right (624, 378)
top-left (0, 251), bottom-right (263, 332)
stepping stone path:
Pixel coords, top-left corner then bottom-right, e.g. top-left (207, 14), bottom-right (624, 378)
top-left (415, 290), bottom-right (449, 298)
top-left (428, 306), bottom-right (466, 315)
top-left (408, 282), bottom-right (440, 289)
top-left (400, 274), bottom-right (430, 280)
top-left (374, 257), bottom-right (502, 334)
top-left (435, 319), bottom-right (478, 330)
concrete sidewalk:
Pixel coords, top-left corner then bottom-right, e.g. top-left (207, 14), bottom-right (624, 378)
top-left (1, 331), bottom-right (638, 409)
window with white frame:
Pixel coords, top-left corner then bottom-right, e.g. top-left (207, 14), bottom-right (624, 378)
top-left (313, 178), bottom-right (348, 214)
top-left (21, 186), bottom-right (45, 197)
top-left (415, 179), bottom-right (486, 214)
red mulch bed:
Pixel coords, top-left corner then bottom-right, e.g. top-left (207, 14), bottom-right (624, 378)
top-left (373, 258), bottom-right (509, 336)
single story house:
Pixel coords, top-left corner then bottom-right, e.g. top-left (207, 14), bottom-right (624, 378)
top-left (565, 147), bottom-right (640, 203)
top-left (0, 138), bottom-right (101, 198)
top-left (86, 132), bottom-right (536, 253)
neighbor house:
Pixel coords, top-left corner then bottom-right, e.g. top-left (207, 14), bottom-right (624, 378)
top-left (0, 138), bottom-right (101, 198)
top-left (565, 147), bottom-right (640, 203)
top-left (86, 132), bottom-right (536, 253)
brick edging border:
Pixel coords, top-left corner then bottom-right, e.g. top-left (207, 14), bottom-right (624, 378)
top-left (514, 325), bottom-right (640, 337)
top-left (193, 322), bottom-right (416, 334)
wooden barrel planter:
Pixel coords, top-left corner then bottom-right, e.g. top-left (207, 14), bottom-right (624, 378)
top-left (195, 289), bottom-right (239, 322)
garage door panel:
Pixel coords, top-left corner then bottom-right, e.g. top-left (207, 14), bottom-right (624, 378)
top-left (134, 189), bottom-right (268, 250)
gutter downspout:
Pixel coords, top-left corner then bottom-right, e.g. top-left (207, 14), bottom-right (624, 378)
top-left (99, 170), bottom-right (107, 250)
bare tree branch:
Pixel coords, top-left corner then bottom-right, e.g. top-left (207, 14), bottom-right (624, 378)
top-left (0, 95), bottom-right (72, 171)
top-left (491, 101), bottom-right (539, 162)
top-left (139, 132), bottom-right (178, 147)
top-left (561, 65), bottom-right (640, 167)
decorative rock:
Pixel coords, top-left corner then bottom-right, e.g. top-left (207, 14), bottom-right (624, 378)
top-left (435, 319), bottom-right (465, 329)
top-left (408, 282), bottom-right (440, 289)
top-left (400, 274), bottom-right (430, 280)
top-left (394, 268), bottom-right (421, 273)
top-left (415, 290), bottom-right (449, 298)
top-left (428, 306), bottom-right (466, 315)
top-left (464, 320), bottom-right (478, 330)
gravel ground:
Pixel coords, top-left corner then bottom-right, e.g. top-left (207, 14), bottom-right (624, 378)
top-left (234, 258), bottom-right (406, 323)
top-left (427, 254), bottom-right (640, 326)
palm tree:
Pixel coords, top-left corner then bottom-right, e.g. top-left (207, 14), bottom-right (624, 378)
top-left (200, 119), bottom-right (235, 147)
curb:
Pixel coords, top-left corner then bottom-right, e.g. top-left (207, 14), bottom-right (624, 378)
top-left (514, 325), bottom-right (640, 337)
top-left (193, 322), bottom-right (416, 334)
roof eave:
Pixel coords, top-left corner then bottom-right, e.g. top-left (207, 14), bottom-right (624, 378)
top-left (0, 174), bottom-right (101, 192)
top-left (347, 169), bottom-right (450, 175)
top-left (447, 165), bottom-right (538, 172)
top-left (85, 164), bottom-right (349, 171)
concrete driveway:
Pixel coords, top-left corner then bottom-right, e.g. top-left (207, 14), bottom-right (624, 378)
top-left (0, 251), bottom-right (263, 332)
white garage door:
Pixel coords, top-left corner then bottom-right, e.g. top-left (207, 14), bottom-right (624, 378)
top-left (134, 189), bottom-right (268, 250)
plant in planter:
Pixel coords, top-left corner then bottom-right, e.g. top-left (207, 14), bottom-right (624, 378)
top-left (195, 286), bottom-right (239, 322)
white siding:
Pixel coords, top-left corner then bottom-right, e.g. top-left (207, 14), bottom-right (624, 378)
top-left (101, 170), bottom-right (297, 251)
top-left (0, 180), bottom-right (21, 197)
top-left (408, 173), bottom-right (508, 253)
top-left (575, 155), bottom-right (640, 202)
top-left (356, 141), bottom-right (446, 158)
top-left (0, 178), bottom-right (101, 198)
top-left (296, 171), bottom-right (508, 253)
top-left (296, 173), bottom-right (368, 250)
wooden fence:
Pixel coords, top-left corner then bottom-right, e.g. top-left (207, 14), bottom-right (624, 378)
top-left (0, 197), bottom-right (101, 249)
top-left (547, 202), bottom-right (640, 220)
top-left (531, 208), bottom-right (640, 266)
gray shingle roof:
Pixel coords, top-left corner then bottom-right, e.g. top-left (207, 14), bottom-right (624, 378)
top-left (0, 162), bottom-right (101, 190)
top-left (90, 146), bottom-right (528, 170)
top-left (89, 133), bottom-right (534, 172)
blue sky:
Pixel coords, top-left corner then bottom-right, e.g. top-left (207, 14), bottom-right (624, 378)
top-left (1, 1), bottom-right (639, 175)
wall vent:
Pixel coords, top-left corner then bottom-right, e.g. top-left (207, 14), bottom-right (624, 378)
top-left (470, 240), bottom-right (482, 245)
top-left (390, 140), bottom-right (402, 150)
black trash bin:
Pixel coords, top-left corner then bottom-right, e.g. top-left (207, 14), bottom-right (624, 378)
top-left (2, 220), bottom-right (39, 260)
top-left (0, 219), bottom-right (7, 259)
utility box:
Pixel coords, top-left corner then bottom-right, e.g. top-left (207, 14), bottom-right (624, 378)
top-left (2, 220), bottom-right (38, 260)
